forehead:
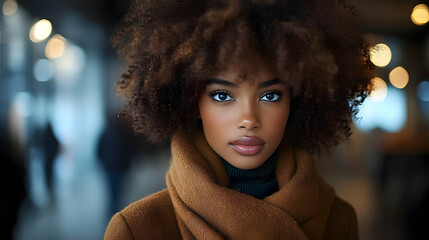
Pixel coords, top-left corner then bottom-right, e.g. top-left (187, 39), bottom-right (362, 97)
top-left (214, 53), bottom-right (278, 84)
top-left (206, 78), bottom-right (284, 89)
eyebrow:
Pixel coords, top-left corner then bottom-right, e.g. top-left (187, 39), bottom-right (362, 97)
top-left (207, 78), bottom-right (282, 88)
top-left (258, 78), bottom-right (282, 88)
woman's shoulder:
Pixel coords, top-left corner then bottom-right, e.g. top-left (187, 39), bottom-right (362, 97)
top-left (323, 196), bottom-right (359, 240)
top-left (104, 189), bottom-right (181, 240)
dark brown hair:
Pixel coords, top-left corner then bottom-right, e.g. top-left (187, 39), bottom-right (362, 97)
top-left (112, 0), bottom-right (373, 153)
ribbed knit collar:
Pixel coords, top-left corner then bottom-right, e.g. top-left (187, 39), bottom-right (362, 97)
top-left (221, 152), bottom-right (279, 199)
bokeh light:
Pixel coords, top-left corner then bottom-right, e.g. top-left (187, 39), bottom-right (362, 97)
top-left (369, 77), bottom-right (388, 102)
top-left (45, 34), bottom-right (67, 59)
top-left (33, 59), bottom-right (55, 82)
top-left (54, 44), bottom-right (87, 76)
top-left (389, 66), bottom-right (409, 89)
top-left (29, 19), bottom-right (52, 42)
top-left (411, 4), bottom-right (429, 26)
top-left (2, 0), bottom-right (18, 16)
top-left (355, 87), bottom-right (407, 133)
top-left (417, 81), bottom-right (429, 102)
top-left (370, 43), bottom-right (392, 67)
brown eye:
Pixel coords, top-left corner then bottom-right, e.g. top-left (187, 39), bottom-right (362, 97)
top-left (260, 91), bottom-right (281, 102)
top-left (210, 90), bottom-right (233, 102)
top-left (265, 93), bottom-right (275, 100)
top-left (218, 93), bottom-right (228, 101)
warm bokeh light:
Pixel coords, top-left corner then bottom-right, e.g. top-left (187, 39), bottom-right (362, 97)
top-left (370, 43), bottom-right (392, 67)
top-left (45, 34), bottom-right (67, 59)
top-left (389, 66), bottom-right (409, 89)
top-left (54, 44), bottom-right (87, 76)
top-left (369, 77), bottom-right (388, 102)
top-left (2, 0), bottom-right (18, 16)
top-left (411, 4), bottom-right (429, 26)
top-left (29, 19), bottom-right (52, 42)
top-left (417, 81), bottom-right (429, 102)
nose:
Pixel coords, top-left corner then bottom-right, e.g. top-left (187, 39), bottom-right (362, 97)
top-left (236, 102), bottom-right (261, 130)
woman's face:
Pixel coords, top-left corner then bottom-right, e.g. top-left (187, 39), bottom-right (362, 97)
top-left (198, 56), bottom-right (290, 169)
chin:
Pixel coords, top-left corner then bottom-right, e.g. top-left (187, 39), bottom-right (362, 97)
top-left (231, 157), bottom-right (266, 170)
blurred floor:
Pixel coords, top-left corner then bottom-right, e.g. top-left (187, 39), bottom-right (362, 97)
top-left (14, 151), bottom-right (170, 240)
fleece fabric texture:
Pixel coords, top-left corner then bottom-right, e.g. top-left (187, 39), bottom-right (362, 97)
top-left (105, 130), bottom-right (359, 240)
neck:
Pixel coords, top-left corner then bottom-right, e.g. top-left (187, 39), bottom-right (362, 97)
top-left (221, 152), bottom-right (279, 199)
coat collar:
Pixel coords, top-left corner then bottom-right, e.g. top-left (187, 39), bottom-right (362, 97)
top-left (166, 130), bottom-right (335, 240)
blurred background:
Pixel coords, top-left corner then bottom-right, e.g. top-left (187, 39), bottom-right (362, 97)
top-left (0, 0), bottom-right (428, 239)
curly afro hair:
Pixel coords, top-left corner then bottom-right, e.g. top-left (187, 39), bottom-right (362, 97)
top-left (112, 0), bottom-right (373, 153)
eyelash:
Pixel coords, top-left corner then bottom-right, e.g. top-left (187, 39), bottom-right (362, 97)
top-left (208, 90), bottom-right (282, 102)
top-left (261, 90), bottom-right (282, 102)
top-left (209, 90), bottom-right (233, 102)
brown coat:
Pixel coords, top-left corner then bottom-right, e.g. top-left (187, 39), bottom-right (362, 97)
top-left (105, 131), bottom-right (359, 239)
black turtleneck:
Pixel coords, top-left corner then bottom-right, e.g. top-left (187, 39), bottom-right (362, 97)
top-left (221, 152), bottom-right (279, 199)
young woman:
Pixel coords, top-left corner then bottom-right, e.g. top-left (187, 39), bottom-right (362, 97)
top-left (105, 0), bottom-right (373, 239)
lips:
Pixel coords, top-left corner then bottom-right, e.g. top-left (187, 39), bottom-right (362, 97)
top-left (230, 136), bottom-right (265, 156)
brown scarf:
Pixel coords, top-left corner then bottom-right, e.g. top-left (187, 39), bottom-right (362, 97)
top-left (166, 130), bottom-right (335, 240)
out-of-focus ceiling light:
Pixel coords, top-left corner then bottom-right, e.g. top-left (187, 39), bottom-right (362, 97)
top-left (45, 34), bottom-right (67, 59)
top-left (370, 43), bottom-right (392, 67)
top-left (3, 0), bottom-right (18, 16)
top-left (411, 4), bottom-right (429, 26)
top-left (369, 77), bottom-right (388, 102)
top-left (389, 66), bottom-right (409, 89)
top-left (29, 19), bottom-right (52, 42)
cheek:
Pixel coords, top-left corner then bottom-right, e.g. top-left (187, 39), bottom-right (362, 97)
top-left (272, 111), bottom-right (289, 128)
top-left (263, 105), bottom-right (290, 139)
top-left (199, 101), bottom-right (230, 141)
top-left (268, 114), bottom-right (288, 136)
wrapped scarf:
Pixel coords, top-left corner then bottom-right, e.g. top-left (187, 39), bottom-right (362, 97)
top-left (165, 130), bottom-right (336, 240)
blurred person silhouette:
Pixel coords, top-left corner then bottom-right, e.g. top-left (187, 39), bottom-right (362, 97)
top-left (41, 122), bottom-right (59, 202)
top-left (97, 114), bottom-right (133, 217)
top-left (0, 125), bottom-right (27, 240)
